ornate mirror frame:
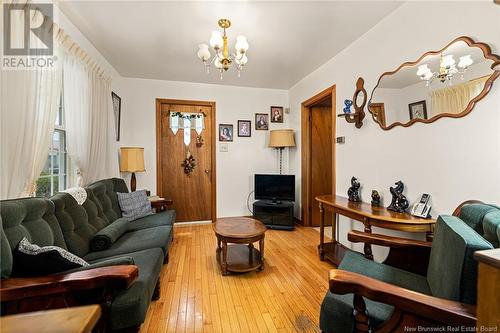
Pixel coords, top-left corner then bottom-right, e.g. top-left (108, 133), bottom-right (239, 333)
top-left (368, 36), bottom-right (500, 130)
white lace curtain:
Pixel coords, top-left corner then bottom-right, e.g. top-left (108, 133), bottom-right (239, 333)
top-left (430, 76), bottom-right (489, 116)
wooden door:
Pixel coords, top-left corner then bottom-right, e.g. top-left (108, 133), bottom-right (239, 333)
top-left (310, 105), bottom-right (333, 227)
top-left (370, 103), bottom-right (386, 127)
top-left (156, 99), bottom-right (216, 222)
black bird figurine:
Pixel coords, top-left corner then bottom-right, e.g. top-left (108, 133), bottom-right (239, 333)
top-left (347, 177), bottom-right (361, 202)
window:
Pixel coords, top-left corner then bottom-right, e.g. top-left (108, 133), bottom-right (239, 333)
top-left (36, 97), bottom-right (67, 197)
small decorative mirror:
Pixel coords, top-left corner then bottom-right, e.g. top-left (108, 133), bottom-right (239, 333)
top-left (369, 36), bottom-right (500, 130)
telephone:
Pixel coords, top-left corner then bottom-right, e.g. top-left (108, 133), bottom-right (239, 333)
top-left (411, 194), bottom-right (432, 218)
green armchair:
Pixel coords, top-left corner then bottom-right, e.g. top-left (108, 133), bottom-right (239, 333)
top-left (320, 201), bottom-right (500, 332)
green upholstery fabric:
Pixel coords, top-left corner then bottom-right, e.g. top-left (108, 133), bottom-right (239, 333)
top-left (83, 225), bottom-right (173, 261)
top-left (63, 256), bottom-right (135, 274)
top-left (90, 218), bottom-right (130, 251)
top-left (109, 248), bottom-right (164, 330)
top-left (459, 203), bottom-right (499, 235)
top-left (482, 210), bottom-right (500, 247)
top-left (86, 178), bottom-right (128, 223)
top-left (82, 189), bottom-right (110, 230)
top-left (1, 218), bottom-right (13, 278)
top-left (427, 215), bottom-right (493, 304)
top-left (128, 210), bottom-right (176, 231)
top-left (320, 250), bottom-right (431, 333)
top-left (0, 198), bottom-right (67, 278)
top-left (51, 193), bottom-right (97, 258)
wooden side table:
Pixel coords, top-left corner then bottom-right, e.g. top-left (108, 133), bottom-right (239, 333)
top-left (149, 198), bottom-right (173, 212)
top-left (213, 217), bottom-right (266, 276)
top-left (1, 305), bottom-right (101, 333)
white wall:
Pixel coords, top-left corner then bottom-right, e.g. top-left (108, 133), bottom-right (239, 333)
top-left (288, 2), bottom-right (500, 259)
top-left (112, 78), bottom-right (289, 218)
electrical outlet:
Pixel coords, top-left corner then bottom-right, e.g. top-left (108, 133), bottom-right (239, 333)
top-left (219, 143), bottom-right (229, 152)
top-left (336, 136), bottom-right (346, 144)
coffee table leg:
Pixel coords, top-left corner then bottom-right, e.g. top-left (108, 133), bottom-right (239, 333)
top-left (222, 241), bottom-right (229, 276)
top-left (259, 237), bottom-right (265, 271)
top-left (217, 236), bottom-right (221, 251)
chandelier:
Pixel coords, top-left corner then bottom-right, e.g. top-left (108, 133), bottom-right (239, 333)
top-left (197, 19), bottom-right (249, 79)
top-left (416, 54), bottom-right (473, 86)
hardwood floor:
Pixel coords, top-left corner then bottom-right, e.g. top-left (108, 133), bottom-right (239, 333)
top-left (140, 223), bottom-right (333, 333)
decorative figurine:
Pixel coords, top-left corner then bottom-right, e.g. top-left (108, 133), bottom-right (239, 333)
top-left (371, 190), bottom-right (381, 207)
top-left (343, 99), bottom-right (353, 114)
top-left (387, 181), bottom-right (409, 213)
top-left (347, 177), bottom-right (361, 202)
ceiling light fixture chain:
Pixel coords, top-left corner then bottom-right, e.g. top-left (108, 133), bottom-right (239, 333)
top-left (197, 18), bottom-right (249, 80)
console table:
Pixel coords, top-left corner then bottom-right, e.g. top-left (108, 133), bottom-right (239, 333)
top-left (316, 194), bottom-right (436, 266)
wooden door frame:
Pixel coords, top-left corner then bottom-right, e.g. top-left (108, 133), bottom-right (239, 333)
top-left (301, 85), bottom-right (336, 227)
top-left (156, 98), bottom-right (217, 222)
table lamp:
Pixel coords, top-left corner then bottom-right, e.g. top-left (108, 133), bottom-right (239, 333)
top-left (120, 147), bottom-right (145, 192)
top-left (268, 129), bottom-right (296, 174)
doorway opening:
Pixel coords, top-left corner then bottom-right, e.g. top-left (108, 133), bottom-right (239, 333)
top-left (301, 85), bottom-right (336, 227)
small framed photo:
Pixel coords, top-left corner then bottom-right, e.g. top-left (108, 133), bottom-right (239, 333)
top-left (219, 124), bottom-right (233, 142)
top-left (255, 113), bottom-right (269, 130)
top-left (270, 106), bottom-right (284, 123)
top-left (408, 100), bottom-right (428, 120)
top-left (111, 92), bottom-right (121, 141)
top-left (238, 120), bottom-right (251, 137)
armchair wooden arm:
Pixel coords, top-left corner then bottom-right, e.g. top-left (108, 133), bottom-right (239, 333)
top-left (329, 269), bottom-right (476, 330)
top-left (1, 265), bottom-right (138, 302)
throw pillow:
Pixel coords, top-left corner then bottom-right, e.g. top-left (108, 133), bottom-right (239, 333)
top-left (117, 190), bottom-right (153, 221)
top-left (12, 237), bottom-right (89, 277)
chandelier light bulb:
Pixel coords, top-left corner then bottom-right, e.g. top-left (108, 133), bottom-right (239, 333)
top-left (458, 55), bottom-right (473, 69)
top-left (214, 58), bottom-right (223, 69)
top-left (236, 54), bottom-right (248, 65)
top-left (441, 54), bottom-right (456, 68)
top-left (235, 35), bottom-right (249, 53)
top-left (210, 31), bottom-right (223, 49)
top-left (416, 64), bottom-right (431, 77)
top-left (423, 71), bottom-right (434, 81)
top-left (197, 44), bottom-right (211, 61)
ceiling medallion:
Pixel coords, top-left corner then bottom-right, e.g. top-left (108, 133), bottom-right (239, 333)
top-left (197, 18), bottom-right (249, 79)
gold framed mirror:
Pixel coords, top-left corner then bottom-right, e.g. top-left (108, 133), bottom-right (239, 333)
top-left (368, 36), bottom-right (500, 130)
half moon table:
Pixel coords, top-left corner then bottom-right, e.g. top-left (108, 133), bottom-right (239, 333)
top-left (213, 217), bottom-right (266, 275)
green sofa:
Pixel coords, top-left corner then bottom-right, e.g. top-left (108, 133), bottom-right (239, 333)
top-left (320, 202), bottom-right (500, 332)
top-left (0, 178), bottom-right (175, 331)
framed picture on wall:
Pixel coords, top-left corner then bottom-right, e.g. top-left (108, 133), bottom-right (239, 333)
top-left (111, 92), bottom-right (121, 141)
top-left (270, 106), bottom-right (284, 123)
top-left (237, 120), bottom-right (251, 137)
top-left (408, 100), bottom-right (427, 120)
top-left (255, 113), bottom-right (269, 130)
top-left (219, 124), bottom-right (233, 142)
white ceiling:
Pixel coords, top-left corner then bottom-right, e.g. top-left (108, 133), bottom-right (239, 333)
top-left (58, 1), bottom-right (402, 89)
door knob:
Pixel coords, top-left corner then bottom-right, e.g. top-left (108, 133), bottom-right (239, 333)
top-left (205, 169), bottom-right (210, 174)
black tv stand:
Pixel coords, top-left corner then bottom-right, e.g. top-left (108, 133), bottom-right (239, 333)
top-left (253, 200), bottom-right (294, 230)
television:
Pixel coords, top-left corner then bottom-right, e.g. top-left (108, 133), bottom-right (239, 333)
top-left (255, 174), bottom-right (295, 202)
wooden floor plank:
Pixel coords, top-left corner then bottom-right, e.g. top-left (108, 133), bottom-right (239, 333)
top-left (141, 224), bottom-right (332, 333)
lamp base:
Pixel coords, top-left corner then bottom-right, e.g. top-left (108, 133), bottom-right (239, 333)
top-left (131, 172), bottom-right (137, 192)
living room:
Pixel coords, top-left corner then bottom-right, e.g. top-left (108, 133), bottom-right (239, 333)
top-left (1, 1), bottom-right (499, 332)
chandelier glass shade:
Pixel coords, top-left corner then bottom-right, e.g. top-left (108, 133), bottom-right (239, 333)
top-left (197, 19), bottom-right (249, 79)
top-left (416, 53), bottom-right (474, 86)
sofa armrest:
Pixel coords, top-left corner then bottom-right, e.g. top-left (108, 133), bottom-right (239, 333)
top-left (329, 269), bottom-right (476, 326)
top-left (348, 230), bottom-right (432, 249)
top-left (452, 200), bottom-right (485, 217)
top-left (63, 256), bottom-right (135, 274)
top-left (1, 265), bottom-right (138, 302)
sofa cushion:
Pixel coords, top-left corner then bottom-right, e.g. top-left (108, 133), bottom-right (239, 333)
top-left (482, 210), bottom-right (500, 247)
top-left (117, 190), bottom-right (153, 221)
top-left (83, 225), bottom-right (173, 261)
top-left (320, 250), bottom-right (431, 333)
top-left (82, 189), bottom-right (110, 230)
top-left (459, 203), bottom-right (499, 235)
top-left (12, 237), bottom-right (89, 277)
top-left (90, 218), bottom-right (130, 251)
top-left (86, 178), bottom-right (128, 223)
top-left (51, 193), bottom-right (97, 258)
top-left (108, 248), bottom-right (164, 330)
top-left (1, 218), bottom-right (13, 278)
top-left (427, 215), bottom-right (493, 304)
top-left (128, 210), bottom-right (176, 231)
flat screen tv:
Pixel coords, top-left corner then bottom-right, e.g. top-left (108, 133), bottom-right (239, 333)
top-left (255, 174), bottom-right (295, 202)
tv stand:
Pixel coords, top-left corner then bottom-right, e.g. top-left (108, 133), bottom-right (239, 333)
top-left (253, 200), bottom-right (294, 230)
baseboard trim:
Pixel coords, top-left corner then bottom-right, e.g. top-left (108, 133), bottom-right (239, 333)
top-left (175, 220), bottom-right (212, 226)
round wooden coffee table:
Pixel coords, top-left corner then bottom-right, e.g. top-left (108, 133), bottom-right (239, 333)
top-left (213, 217), bottom-right (266, 276)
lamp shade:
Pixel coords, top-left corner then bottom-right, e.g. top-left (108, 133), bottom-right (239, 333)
top-left (269, 129), bottom-right (296, 148)
top-left (120, 147), bottom-right (145, 172)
